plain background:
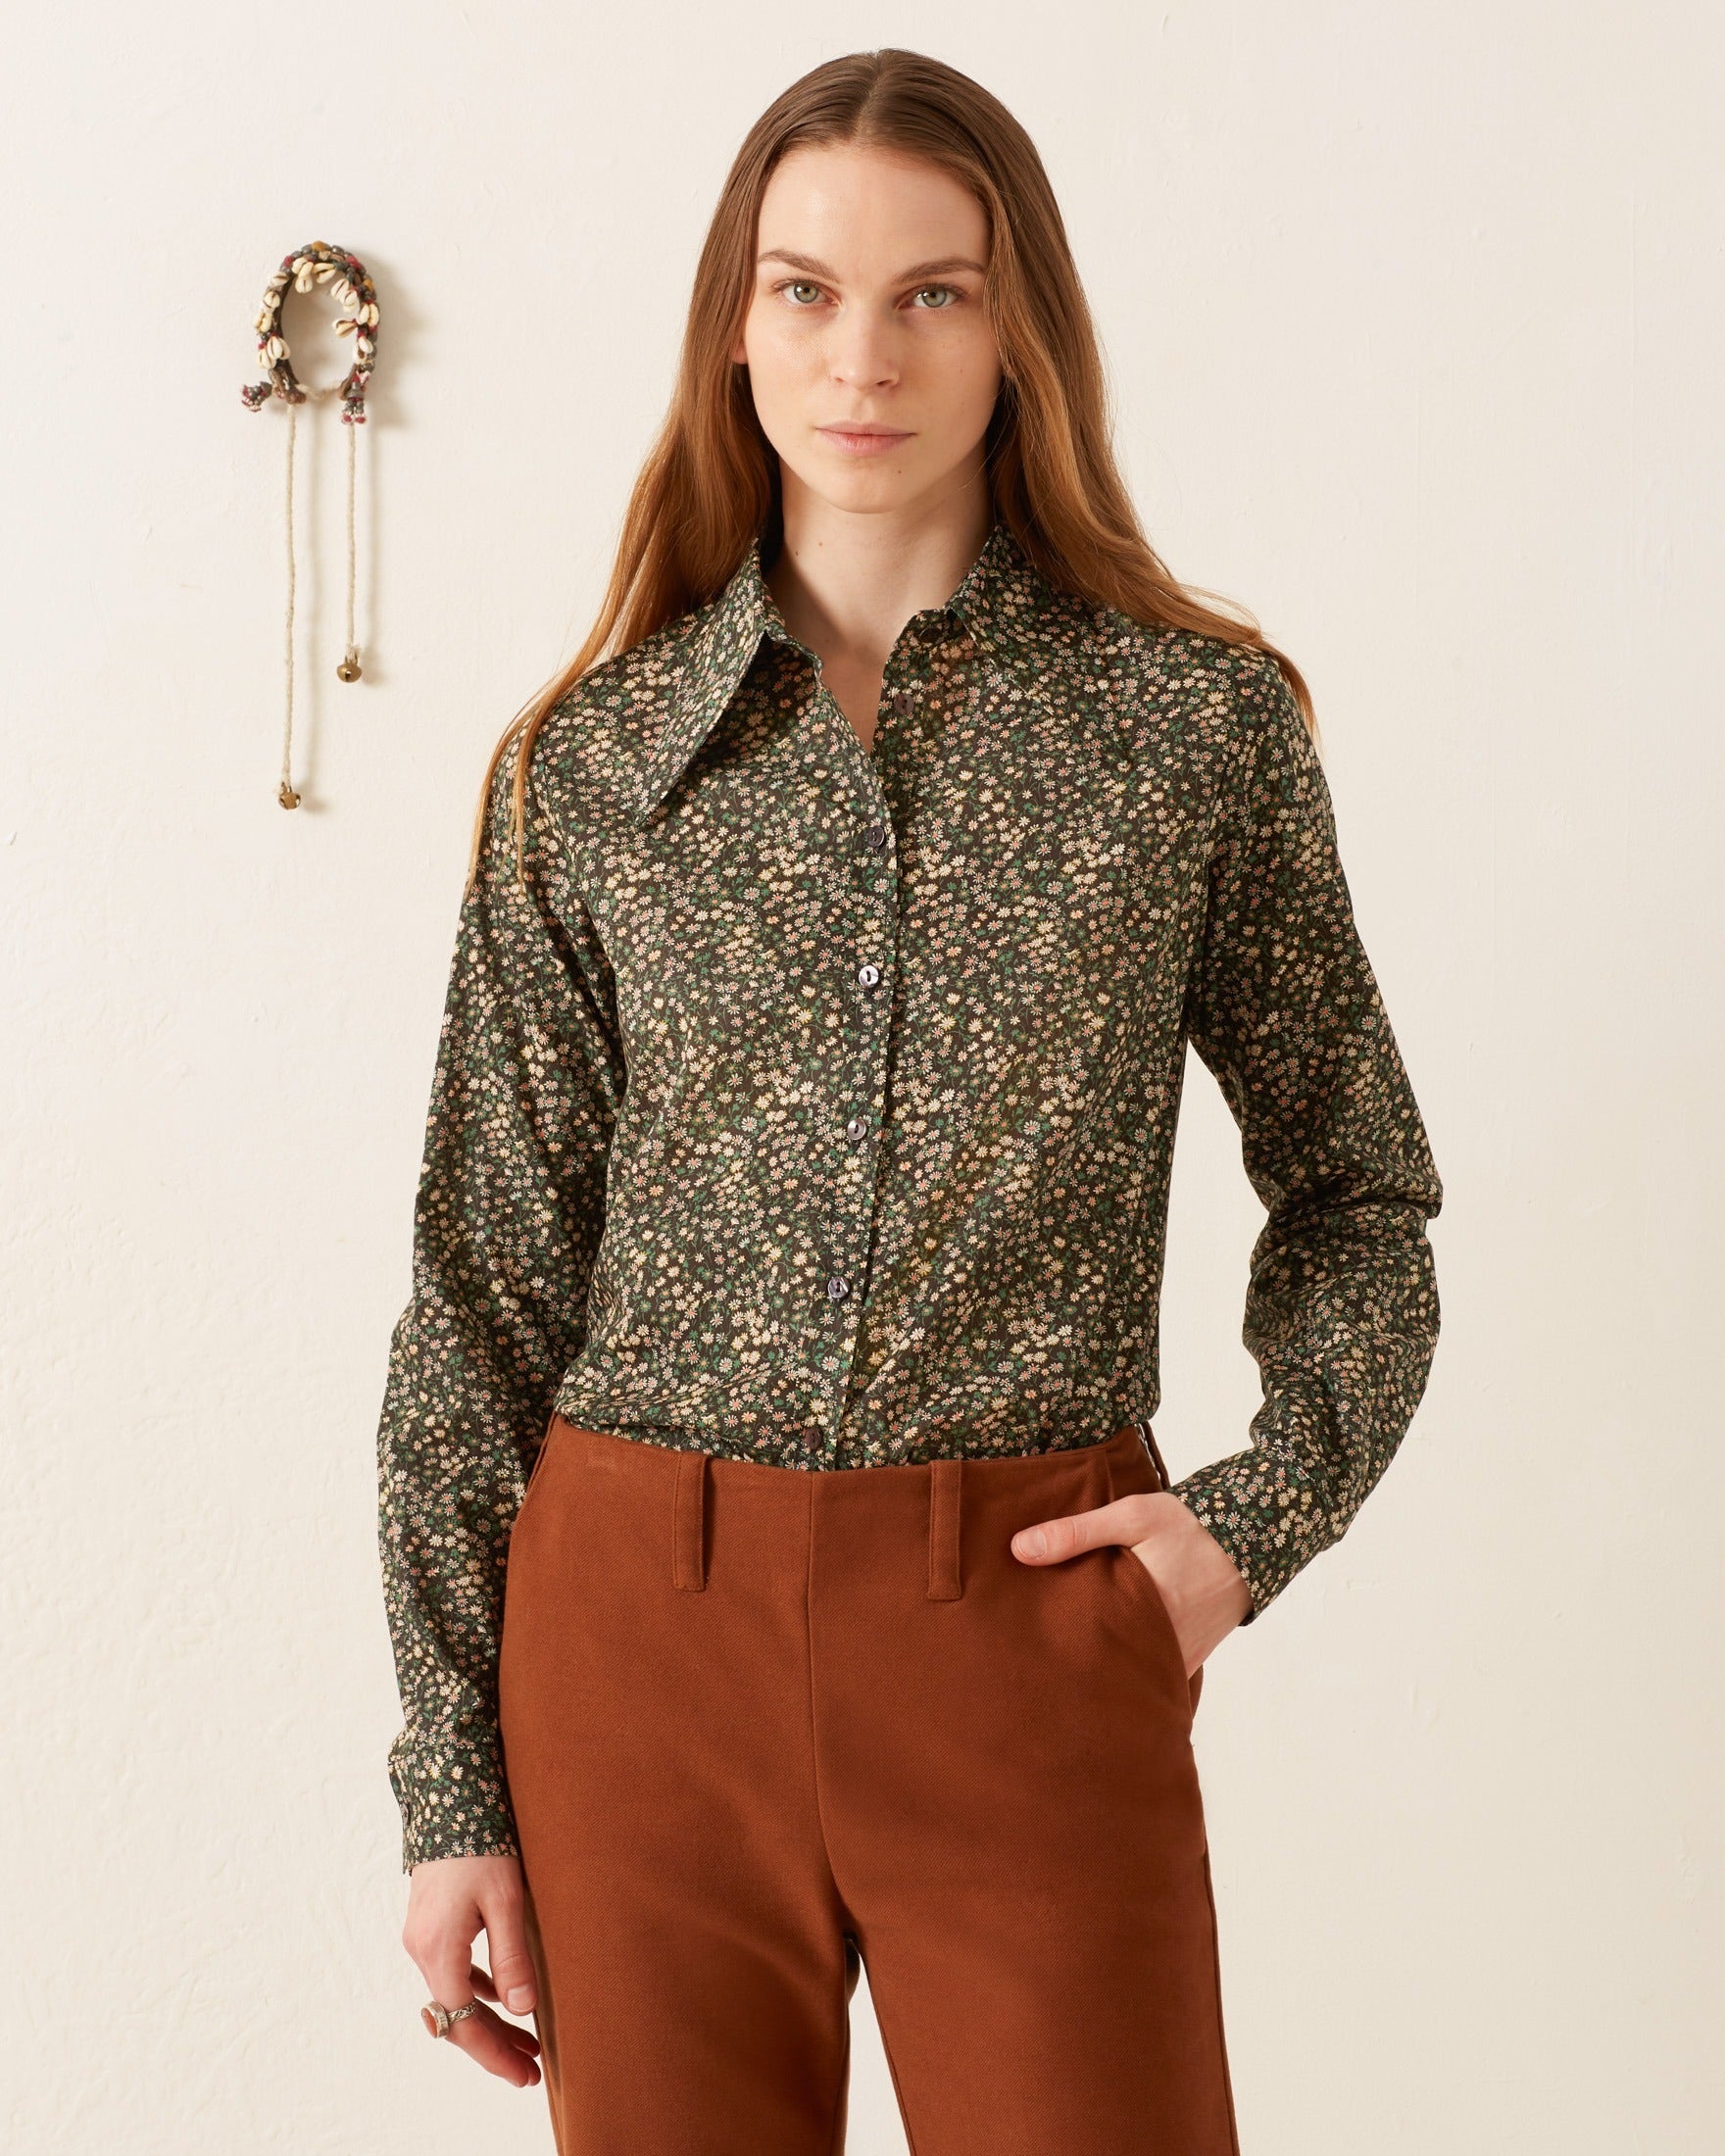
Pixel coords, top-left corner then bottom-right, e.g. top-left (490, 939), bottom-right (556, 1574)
top-left (4, 4), bottom-right (1720, 2150)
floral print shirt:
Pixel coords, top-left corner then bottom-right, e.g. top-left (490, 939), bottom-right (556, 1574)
top-left (376, 515), bottom-right (1444, 1868)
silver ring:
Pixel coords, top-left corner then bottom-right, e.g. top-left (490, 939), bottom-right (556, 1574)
top-left (420, 1996), bottom-right (481, 2038)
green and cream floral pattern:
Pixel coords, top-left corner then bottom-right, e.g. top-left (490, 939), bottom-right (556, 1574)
top-left (376, 517), bottom-right (1444, 1869)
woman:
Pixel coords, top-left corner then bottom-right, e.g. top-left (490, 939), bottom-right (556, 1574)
top-left (377, 48), bottom-right (1443, 2155)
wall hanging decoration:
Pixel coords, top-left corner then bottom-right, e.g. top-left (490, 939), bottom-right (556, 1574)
top-left (240, 241), bottom-right (379, 808)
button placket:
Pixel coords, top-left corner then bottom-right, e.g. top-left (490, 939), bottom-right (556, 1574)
top-left (820, 947), bottom-right (889, 1313)
top-left (814, 786), bottom-right (901, 1463)
top-left (811, 670), bottom-right (914, 1463)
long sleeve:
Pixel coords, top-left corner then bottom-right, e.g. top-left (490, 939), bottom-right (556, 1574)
top-left (1170, 652), bottom-right (1444, 1624)
top-left (376, 727), bottom-right (626, 1869)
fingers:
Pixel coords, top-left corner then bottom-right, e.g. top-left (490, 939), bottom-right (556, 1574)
top-left (479, 1873), bottom-right (539, 2018)
top-left (418, 1943), bottom-right (542, 2087)
top-left (1010, 1492), bottom-right (1157, 1564)
top-left (448, 1996), bottom-right (543, 2085)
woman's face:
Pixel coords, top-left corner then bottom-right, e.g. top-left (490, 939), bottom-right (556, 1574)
top-left (733, 141), bottom-right (1003, 520)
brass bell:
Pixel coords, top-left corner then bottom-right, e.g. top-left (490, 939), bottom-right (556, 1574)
top-left (337, 646), bottom-right (363, 682)
top-left (278, 779), bottom-right (301, 809)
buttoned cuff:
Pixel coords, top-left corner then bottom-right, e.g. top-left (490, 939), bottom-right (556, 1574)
top-left (389, 1735), bottom-right (520, 1873)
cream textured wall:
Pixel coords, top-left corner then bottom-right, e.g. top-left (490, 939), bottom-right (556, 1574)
top-left (5, 3), bottom-right (1718, 2150)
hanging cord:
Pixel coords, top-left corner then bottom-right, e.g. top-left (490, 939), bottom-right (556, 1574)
top-left (241, 240), bottom-right (379, 809)
top-left (278, 382), bottom-right (361, 808)
top-left (283, 397), bottom-right (298, 806)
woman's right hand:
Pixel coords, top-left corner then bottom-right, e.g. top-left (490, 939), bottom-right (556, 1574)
top-left (401, 1852), bottom-right (543, 2085)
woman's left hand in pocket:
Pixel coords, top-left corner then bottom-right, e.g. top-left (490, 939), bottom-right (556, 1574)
top-left (1010, 1490), bottom-right (1253, 1676)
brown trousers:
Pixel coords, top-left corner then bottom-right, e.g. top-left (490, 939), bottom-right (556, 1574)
top-left (498, 1414), bottom-right (1240, 2155)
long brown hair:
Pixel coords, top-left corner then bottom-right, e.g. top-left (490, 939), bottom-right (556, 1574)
top-left (468, 47), bottom-right (1314, 895)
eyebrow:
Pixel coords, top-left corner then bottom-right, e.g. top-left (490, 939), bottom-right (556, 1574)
top-left (756, 248), bottom-right (987, 281)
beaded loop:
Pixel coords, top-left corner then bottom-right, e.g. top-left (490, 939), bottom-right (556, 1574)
top-left (240, 239), bottom-right (378, 424)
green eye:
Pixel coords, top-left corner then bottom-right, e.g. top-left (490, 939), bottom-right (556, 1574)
top-left (782, 281), bottom-right (821, 305)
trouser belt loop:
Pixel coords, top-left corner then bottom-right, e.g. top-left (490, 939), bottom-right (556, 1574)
top-left (927, 1456), bottom-right (963, 1600)
top-left (672, 1447), bottom-right (710, 1592)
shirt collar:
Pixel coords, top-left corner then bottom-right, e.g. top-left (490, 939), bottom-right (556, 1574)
top-left (630, 516), bottom-right (1070, 827)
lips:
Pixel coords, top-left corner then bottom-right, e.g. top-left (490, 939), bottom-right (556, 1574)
top-left (817, 423), bottom-right (913, 457)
